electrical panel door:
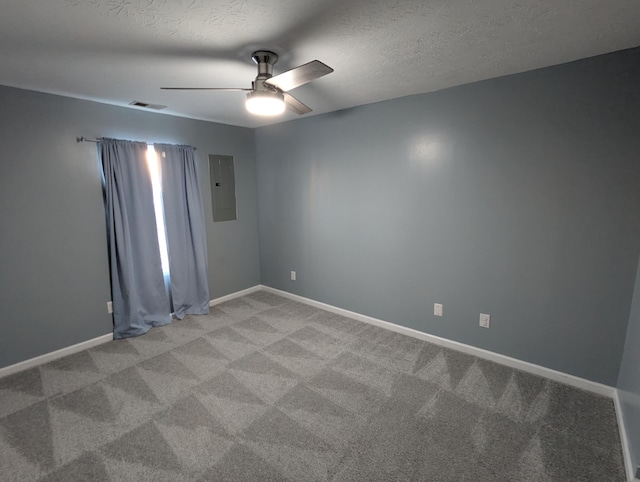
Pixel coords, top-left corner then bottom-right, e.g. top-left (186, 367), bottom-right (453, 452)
top-left (209, 154), bottom-right (237, 222)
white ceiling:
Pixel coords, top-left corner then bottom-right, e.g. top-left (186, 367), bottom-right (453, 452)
top-left (1, 0), bottom-right (639, 128)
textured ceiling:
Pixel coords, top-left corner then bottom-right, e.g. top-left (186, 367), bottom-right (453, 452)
top-left (1, 0), bottom-right (639, 128)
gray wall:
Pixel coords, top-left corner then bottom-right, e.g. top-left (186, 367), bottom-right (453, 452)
top-left (618, 256), bottom-right (640, 477)
top-left (255, 47), bottom-right (640, 387)
top-left (0, 85), bottom-right (260, 369)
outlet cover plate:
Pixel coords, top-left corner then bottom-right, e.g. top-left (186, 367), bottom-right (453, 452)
top-left (434, 303), bottom-right (443, 317)
top-left (479, 313), bottom-right (490, 328)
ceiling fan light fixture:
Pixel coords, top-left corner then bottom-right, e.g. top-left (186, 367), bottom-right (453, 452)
top-left (245, 90), bottom-right (285, 116)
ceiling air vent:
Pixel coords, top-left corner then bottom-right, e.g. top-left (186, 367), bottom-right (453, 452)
top-left (129, 100), bottom-right (167, 110)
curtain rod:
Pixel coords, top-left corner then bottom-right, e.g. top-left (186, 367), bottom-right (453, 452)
top-left (76, 136), bottom-right (196, 150)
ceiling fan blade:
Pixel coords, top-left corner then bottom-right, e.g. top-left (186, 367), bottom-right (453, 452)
top-left (265, 60), bottom-right (333, 92)
top-left (161, 87), bottom-right (251, 91)
top-left (283, 92), bottom-right (312, 115)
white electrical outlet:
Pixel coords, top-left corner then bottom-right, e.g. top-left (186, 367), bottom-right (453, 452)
top-left (290, 271), bottom-right (296, 281)
top-left (434, 303), bottom-right (443, 317)
top-left (107, 301), bottom-right (113, 314)
top-left (479, 313), bottom-right (491, 328)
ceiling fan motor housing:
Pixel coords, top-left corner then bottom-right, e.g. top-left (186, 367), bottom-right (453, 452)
top-left (251, 50), bottom-right (278, 80)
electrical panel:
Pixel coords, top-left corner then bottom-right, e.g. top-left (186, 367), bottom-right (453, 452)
top-left (209, 154), bottom-right (237, 222)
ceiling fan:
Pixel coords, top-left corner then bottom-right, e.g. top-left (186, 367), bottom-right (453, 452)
top-left (161, 51), bottom-right (334, 116)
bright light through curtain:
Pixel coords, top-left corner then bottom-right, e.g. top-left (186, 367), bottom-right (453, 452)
top-left (100, 138), bottom-right (172, 338)
top-left (146, 145), bottom-right (171, 278)
top-left (155, 143), bottom-right (210, 318)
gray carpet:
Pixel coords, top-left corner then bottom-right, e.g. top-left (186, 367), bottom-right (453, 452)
top-left (0, 290), bottom-right (626, 481)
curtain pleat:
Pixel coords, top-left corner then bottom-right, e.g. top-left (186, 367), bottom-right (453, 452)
top-left (156, 143), bottom-right (210, 319)
top-left (100, 138), bottom-right (172, 338)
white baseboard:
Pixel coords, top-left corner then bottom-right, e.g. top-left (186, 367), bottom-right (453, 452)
top-left (1, 283), bottom-right (634, 477)
top-left (0, 333), bottom-right (112, 379)
top-left (0, 284), bottom-right (264, 380)
top-left (209, 285), bottom-right (262, 306)
top-left (2, 283), bottom-right (615, 399)
top-left (614, 390), bottom-right (640, 482)
top-left (259, 285), bottom-right (615, 397)
top-left (262, 285), bottom-right (640, 476)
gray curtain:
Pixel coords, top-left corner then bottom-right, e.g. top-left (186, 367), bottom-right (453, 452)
top-left (155, 143), bottom-right (210, 319)
top-left (100, 138), bottom-right (171, 338)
